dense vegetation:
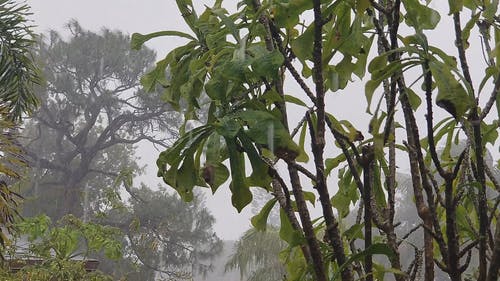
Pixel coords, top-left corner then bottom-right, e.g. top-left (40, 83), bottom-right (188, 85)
top-left (133, 0), bottom-right (500, 281)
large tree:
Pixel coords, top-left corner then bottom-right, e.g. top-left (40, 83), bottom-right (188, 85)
top-left (135, 1), bottom-right (500, 281)
top-left (21, 22), bottom-right (221, 280)
top-left (22, 21), bottom-right (179, 219)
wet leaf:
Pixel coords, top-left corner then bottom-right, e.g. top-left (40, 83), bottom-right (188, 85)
top-left (251, 198), bottom-right (278, 231)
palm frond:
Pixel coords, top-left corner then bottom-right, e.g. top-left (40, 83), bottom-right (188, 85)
top-left (0, 0), bottom-right (41, 121)
top-left (225, 226), bottom-right (287, 281)
top-left (0, 111), bottom-right (25, 254)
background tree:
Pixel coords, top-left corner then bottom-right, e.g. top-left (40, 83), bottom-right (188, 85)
top-left (98, 186), bottom-right (222, 281)
top-left (225, 226), bottom-right (286, 281)
top-left (20, 22), bottom-right (222, 280)
top-left (135, 1), bottom-right (500, 281)
top-left (21, 20), bottom-right (178, 219)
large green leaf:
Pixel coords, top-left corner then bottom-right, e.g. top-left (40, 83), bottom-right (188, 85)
top-left (290, 25), bottom-right (314, 62)
top-left (402, 0), bottom-right (441, 30)
top-left (238, 131), bottom-right (273, 188)
top-left (429, 60), bottom-right (473, 119)
top-left (131, 31), bottom-right (195, 50)
top-left (251, 49), bottom-right (284, 78)
top-left (333, 243), bottom-right (396, 280)
top-left (251, 198), bottom-right (278, 231)
top-left (325, 154), bottom-right (347, 177)
top-left (141, 57), bottom-right (169, 92)
top-left (202, 162), bottom-right (230, 194)
top-left (226, 137), bottom-right (252, 212)
top-left (239, 110), bottom-right (300, 160)
top-left (157, 125), bottom-right (214, 200)
top-left (215, 116), bottom-right (242, 138)
top-left (279, 208), bottom-right (304, 247)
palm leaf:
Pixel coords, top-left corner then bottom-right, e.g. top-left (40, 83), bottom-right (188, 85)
top-left (0, 0), bottom-right (41, 121)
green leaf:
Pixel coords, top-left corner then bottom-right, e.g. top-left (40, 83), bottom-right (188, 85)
top-left (325, 154), bottom-right (347, 177)
top-left (460, 13), bottom-right (480, 48)
top-left (205, 133), bottom-right (222, 164)
top-left (303, 191), bottom-right (316, 206)
top-left (239, 110), bottom-right (300, 160)
top-left (285, 94), bottom-right (308, 107)
top-left (333, 243), bottom-right (395, 280)
top-left (479, 66), bottom-right (499, 94)
top-left (141, 57), bottom-right (169, 92)
top-left (251, 198), bottom-right (278, 231)
top-left (429, 60), bottom-right (473, 119)
top-left (332, 167), bottom-right (359, 218)
top-left (402, 0), bottom-right (441, 30)
top-left (176, 154), bottom-right (197, 201)
top-left (131, 31), bottom-right (195, 50)
top-left (368, 54), bottom-right (388, 74)
top-left (251, 49), bottom-right (284, 78)
top-left (406, 87), bottom-right (422, 110)
top-left (356, 0), bottom-right (370, 14)
top-left (448, 0), bottom-right (463, 14)
top-left (344, 223), bottom-right (364, 241)
top-left (215, 116), bottom-right (242, 138)
top-left (226, 137), bottom-right (252, 212)
top-left (210, 7), bottom-right (241, 43)
top-left (202, 162), bottom-right (230, 193)
top-left (291, 24), bottom-right (314, 62)
top-left (483, 0), bottom-right (499, 22)
top-left (296, 121), bottom-right (309, 163)
top-left (279, 208), bottom-right (304, 247)
top-left (238, 132), bottom-right (272, 188)
top-left (205, 75), bottom-right (227, 101)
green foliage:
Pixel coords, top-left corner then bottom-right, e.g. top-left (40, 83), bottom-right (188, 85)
top-left (1, 215), bottom-right (120, 281)
top-left (19, 22), bottom-right (221, 280)
top-left (138, 0), bottom-right (500, 281)
top-left (0, 0), bottom-right (41, 120)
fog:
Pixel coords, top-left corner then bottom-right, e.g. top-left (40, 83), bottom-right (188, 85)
top-left (27, 0), bottom-right (255, 241)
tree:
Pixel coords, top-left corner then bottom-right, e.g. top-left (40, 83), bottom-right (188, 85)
top-left (20, 22), bottom-right (222, 280)
top-left (135, 1), bottom-right (500, 281)
top-left (21, 20), bottom-right (178, 219)
top-left (225, 226), bottom-right (286, 281)
top-left (98, 186), bottom-right (222, 281)
top-left (0, 0), bottom-right (41, 251)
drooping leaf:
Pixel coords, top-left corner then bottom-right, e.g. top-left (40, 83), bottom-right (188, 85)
top-left (279, 208), bottom-right (304, 247)
top-left (325, 154), bottom-right (347, 177)
top-left (344, 223), bottom-right (364, 242)
top-left (333, 243), bottom-right (396, 280)
top-left (226, 137), bottom-right (252, 212)
top-left (202, 162), bottom-right (230, 194)
top-left (402, 0), bottom-right (441, 30)
top-left (429, 60), bottom-right (473, 119)
top-left (251, 49), bottom-right (284, 78)
top-left (296, 121), bottom-right (309, 163)
top-left (239, 110), bottom-right (301, 160)
top-left (406, 87), bottom-right (422, 110)
top-left (131, 31), bottom-right (195, 50)
top-left (251, 198), bottom-right (278, 231)
top-left (291, 24), bottom-right (314, 62)
top-left (238, 132), bottom-right (273, 188)
top-left (285, 94), bottom-right (308, 107)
